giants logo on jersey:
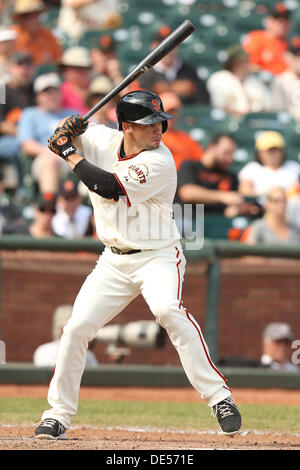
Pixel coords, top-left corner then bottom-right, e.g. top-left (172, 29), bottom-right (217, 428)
top-left (128, 164), bottom-right (148, 184)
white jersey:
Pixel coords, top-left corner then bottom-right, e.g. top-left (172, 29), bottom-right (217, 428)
top-left (75, 124), bottom-right (180, 250)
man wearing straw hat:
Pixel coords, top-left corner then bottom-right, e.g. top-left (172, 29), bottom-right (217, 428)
top-left (12, 0), bottom-right (62, 65)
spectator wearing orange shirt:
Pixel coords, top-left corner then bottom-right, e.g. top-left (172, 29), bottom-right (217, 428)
top-left (242, 3), bottom-right (291, 75)
top-left (160, 91), bottom-right (203, 170)
top-left (12, 0), bottom-right (62, 65)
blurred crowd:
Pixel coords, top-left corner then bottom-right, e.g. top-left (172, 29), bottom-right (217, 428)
top-left (1, 0), bottom-right (300, 246)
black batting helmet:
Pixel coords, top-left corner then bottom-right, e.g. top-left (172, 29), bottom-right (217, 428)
top-left (116, 90), bottom-right (174, 133)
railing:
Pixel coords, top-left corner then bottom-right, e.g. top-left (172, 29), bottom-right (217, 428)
top-left (1, 236), bottom-right (300, 363)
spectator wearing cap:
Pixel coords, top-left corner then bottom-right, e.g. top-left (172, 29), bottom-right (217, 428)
top-left (25, 193), bottom-right (57, 238)
top-left (207, 44), bottom-right (272, 117)
top-left (271, 37), bottom-right (300, 121)
top-left (18, 72), bottom-right (77, 196)
top-left (0, 51), bottom-right (35, 188)
top-left (242, 3), bottom-right (291, 75)
top-left (260, 322), bottom-right (299, 371)
top-left (137, 25), bottom-right (210, 105)
top-left (60, 47), bottom-right (92, 116)
top-left (11, 0), bottom-right (62, 65)
top-left (51, 180), bottom-right (92, 239)
top-left (238, 131), bottom-right (300, 199)
top-left (85, 75), bottom-right (117, 128)
top-left (0, 27), bottom-right (17, 81)
top-left (241, 186), bottom-right (300, 245)
top-left (160, 91), bottom-right (204, 170)
top-left (91, 34), bottom-right (123, 86)
top-left (57, 0), bottom-right (122, 40)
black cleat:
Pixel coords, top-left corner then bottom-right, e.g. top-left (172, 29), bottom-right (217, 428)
top-left (35, 418), bottom-right (66, 440)
top-left (212, 397), bottom-right (242, 436)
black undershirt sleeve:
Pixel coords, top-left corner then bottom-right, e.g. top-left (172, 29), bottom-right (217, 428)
top-left (73, 158), bottom-right (125, 201)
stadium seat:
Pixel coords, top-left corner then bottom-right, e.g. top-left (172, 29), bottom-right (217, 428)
top-left (79, 31), bottom-right (106, 49)
top-left (166, 3), bottom-right (197, 29)
top-left (230, 147), bottom-right (254, 175)
top-left (123, 0), bottom-right (170, 27)
top-left (255, 0), bottom-right (284, 9)
top-left (285, 121), bottom-right (300, 163)
top-left (33, 63), bottom-right (61, 81)
top-left (177, 105), bottom-right (240, 147)
top-left (40, 6), bottom-right (60, 29)
top-left (179, 38), bottom-right (221, 75)
top-left (205, 26), bottom-right (243, 50)
top-left (239, 112), bottom-right (293, 137)
top-left (231, 11), bottom-right (265, 34)
top-left (116, 41), bottom-right (148, 68)
top-left (203, 213), bottom-right (250, 240)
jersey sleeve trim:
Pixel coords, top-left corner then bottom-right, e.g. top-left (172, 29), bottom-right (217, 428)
top-left (113, 172), bottom-right (131, 207)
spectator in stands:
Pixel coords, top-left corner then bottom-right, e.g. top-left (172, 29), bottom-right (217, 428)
top-left (0, 51), bottom-right (35, 187)
top-left (11, 0), bottom-right (62, 65)
top-left (207, 45), bottom-right (272, 117)
top-left (57, 0), bottom-right (122, 40)
top-left (241, 187), bottom-right (300, 245)
top-left (60, 47), bottom-right (92, 116)
top-left (176, 134), bottom-right (260, 219)
top-left (18, 72), bottom-right (77, 197)
top-left (271, 37), bottom-right (300, 121)
top-left (33, 304), bottom-right (99, 366)
top-left (137, 25), bottom-right (210, 105)
top-left (51, 179), bottom-right (92, 239)
top-left (160, 91), bottom-right (203, 170)
top-left (260, 322), bottom-right (299, 371)
top-left (242, 3), bottom-right (291, 75)
top-left (238, 131), bottom-right (300, 199)
top-left (90, 34), bottom-right (123, 86)
top-left (0, 27), bottom-right (17, 82)
top-left (26, 193), bottom-right (57, 238)
top-left (85, 75), bottom-right (117, 128)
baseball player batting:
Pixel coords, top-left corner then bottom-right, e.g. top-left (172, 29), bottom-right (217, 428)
top-left (35, 91), bottom-right (242, 439)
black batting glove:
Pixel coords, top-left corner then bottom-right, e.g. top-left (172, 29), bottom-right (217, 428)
top-left (48, 128), bottom-right (77, 159)
top-left (61, 114), bottom-right (88, 138)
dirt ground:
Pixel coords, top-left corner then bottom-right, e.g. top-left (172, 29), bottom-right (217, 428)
top-left (0, 385), bottom-right (300, 450)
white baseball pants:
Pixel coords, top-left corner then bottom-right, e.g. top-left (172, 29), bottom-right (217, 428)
top-left (42, 242), bottom-right (231, 429)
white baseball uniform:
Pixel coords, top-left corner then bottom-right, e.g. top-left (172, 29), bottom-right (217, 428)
top-left (41, 124), bottom-right (231, 429)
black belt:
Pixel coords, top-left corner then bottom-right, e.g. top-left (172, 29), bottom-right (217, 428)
top-left (110, 246), bottom-right (142, 255)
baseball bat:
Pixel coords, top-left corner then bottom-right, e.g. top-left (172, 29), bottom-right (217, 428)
top-left (83, 20), bottom-right (195, 121)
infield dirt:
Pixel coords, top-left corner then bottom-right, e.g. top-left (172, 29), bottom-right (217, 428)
top-left (0, 385), bottom-right (299, 450)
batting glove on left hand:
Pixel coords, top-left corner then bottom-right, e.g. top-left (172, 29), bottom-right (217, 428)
top-left (61, 114), bottom-right (88, 138)
top-left (48, 128), bottom-right (77, 159)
